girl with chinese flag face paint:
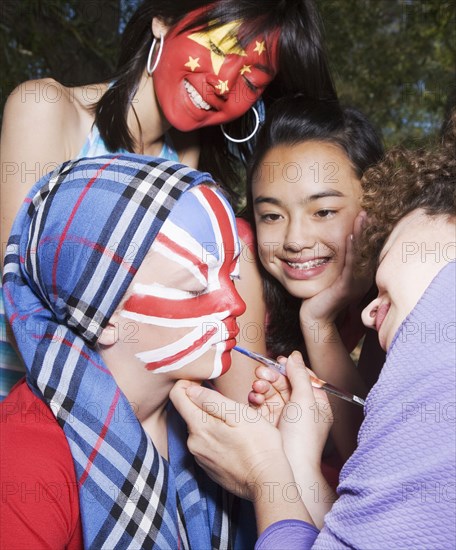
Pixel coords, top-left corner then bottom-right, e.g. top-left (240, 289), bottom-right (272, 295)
top-left (152, 7), bottom-right (280, 131)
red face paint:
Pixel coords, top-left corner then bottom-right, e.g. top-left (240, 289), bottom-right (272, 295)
top-left (152, 7), bottom-right (280, 131)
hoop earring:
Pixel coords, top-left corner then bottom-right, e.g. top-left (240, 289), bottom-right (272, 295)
top-left (220, 106), bottom-right (260, 143)
top-left (146, 33), bottom-right (164, 75)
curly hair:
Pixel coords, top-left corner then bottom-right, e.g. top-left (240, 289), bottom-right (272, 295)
top-left (358, 110), bottom-right (456, 273)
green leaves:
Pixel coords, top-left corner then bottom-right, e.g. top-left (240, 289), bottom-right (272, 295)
top-left (0, 0), bottom-right (136, 114)
top-left (317, 0), bottom-right (455, 147)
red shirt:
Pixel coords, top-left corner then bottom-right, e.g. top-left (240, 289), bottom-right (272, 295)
top-left (0, 379), bottom-right (83, 549)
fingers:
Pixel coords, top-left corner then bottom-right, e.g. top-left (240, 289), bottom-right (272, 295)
top-left (182, 382), bottom-right (248, 428)
top-left (170, 380), bottom-right (227, 427)
top-left (283, 351), bottom-right (314, 398)
top-left (353, 210), bottom-right (367, 240)
top-left (284, 352), bottom-right (331, 409)
top-left (169, 380), bottom-right (206, 428)
top-left (252, 378), bottom-right (273, 395)
top-left (341, 231), bottom-right (356, 279)
top-left (248, 379), bottom-right (270, 407)
top-left (249, 363), bottom-right (291, 405)
top-left (248, 390), bottom-right (265, 407)
top-left (339, 233), bottom-right (359, 292)
top-left (342, 221), bottom-right (373, 299)
top-left (171, 381), bottom-right (249, 432)
top-left (345, 210), bottom-right (368, 275)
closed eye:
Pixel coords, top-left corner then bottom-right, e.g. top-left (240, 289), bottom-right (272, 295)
top-left (243, 76), bottom-right (258, 92)
top-left (131, 283), bottom-right (208, 300)
top-left (188, 288), bottom-right (207, 297)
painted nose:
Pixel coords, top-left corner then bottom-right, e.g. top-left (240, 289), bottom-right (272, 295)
top-left (221, 279), bottom-right (246, 318)
top-left (206, 74), bottom-right (230, 98)
top-left (361, 297), bottom-right (380, 330)
top-left (230, 290), bottom-right (246, 318)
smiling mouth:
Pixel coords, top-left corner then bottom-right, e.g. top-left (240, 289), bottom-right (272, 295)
top-left (184, 79), bottom-right (212, 111)
top-left (286, 257), bottom-right (330, 270)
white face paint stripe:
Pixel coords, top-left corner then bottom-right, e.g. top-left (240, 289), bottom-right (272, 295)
top-left (152, 240), bottom-right (208, 287)
top-left (195, 186), bottom-right (241, 259)
top-left (159, 219), bottom-right (217, 264)
top-left (194, 188), bottom-right (226, 267)
top-left (159, 219), bottom-right (221, 276)
top-left (120, 309), bottom-right (229, 328)
top-left (209, 342), bottom-right (224, 378)
top-left (135, 325), bottom-right (209, 363)
top-left (195, 187), bottom-right (241, 285)
top-left (135, 317), bottom-right (232, 365)
top-left (132, 282), bottom-right (201, 301)
top-left (148, 329), bottom-right (222, 375)
top-left (156, 212), bottom-right (224, 293)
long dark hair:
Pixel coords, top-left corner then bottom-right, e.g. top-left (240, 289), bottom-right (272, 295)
top-left (94, 0), bottom-right (336, 204)
top-left (245, 96), bottom-right (384, 358)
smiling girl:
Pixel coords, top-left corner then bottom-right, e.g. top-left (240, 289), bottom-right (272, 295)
top-left (244, 96), bottom-right (385, 460)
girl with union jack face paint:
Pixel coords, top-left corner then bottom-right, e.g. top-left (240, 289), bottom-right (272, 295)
top-left (101, 185), bottom-right (246, 383)
top-left (2, 155), bottom-right (256, 549)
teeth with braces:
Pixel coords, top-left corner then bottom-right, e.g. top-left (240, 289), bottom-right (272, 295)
top-left (184, 80), bottom-right (211, 110)
top-left (287, 258), bottom-right (328, 270)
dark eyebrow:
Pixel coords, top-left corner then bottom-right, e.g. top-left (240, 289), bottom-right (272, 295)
top-left (254, 190), bottom-right (345, 206)
top-left (307, 190), bottom-right (345, 201)
top-left (252, 63), bottom-right (275, 76)
top-left (254, 196), bottom-right (281, 206)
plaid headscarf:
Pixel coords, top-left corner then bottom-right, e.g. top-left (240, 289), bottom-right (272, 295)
top-left (3, 154), bottom-right (246, 549)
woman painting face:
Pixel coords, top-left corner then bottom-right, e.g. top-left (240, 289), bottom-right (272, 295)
top-left (152, 8), bottom-right (279, 131)
top-left (252, 141), bottom-right (362, 300)
top-left (113, 186), bottom-right (245, 380)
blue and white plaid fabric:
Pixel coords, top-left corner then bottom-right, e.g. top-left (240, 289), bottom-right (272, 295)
top-left (3, 154), bottom-right (241, 549)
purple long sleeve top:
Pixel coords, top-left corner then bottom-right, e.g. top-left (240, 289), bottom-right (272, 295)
top-left (256, 261), bottom-right (456, 550)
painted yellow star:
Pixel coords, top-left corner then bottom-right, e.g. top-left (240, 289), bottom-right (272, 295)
top-left (184, 56), bottom-right (200, 71)
top-left (215, 80), bottom-right (230, 94)
top-left (253, 40), bottom-right (266, 55)
top-left (240, 65), bottom-right (252, 76)
top-left (189, 21), bottom-right (247, 76)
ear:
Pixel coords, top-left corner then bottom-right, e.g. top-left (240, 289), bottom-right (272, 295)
top-left (98, 317), bottom-right (120, 347)
top-left (152, 17), bottom-right (171, 39)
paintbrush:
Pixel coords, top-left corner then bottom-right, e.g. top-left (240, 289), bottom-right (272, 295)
top-left (233, 345), bottom-right (365, 408)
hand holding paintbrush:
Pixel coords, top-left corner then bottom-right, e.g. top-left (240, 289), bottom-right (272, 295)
top-left (234, 345), bottom-right (365, 407)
